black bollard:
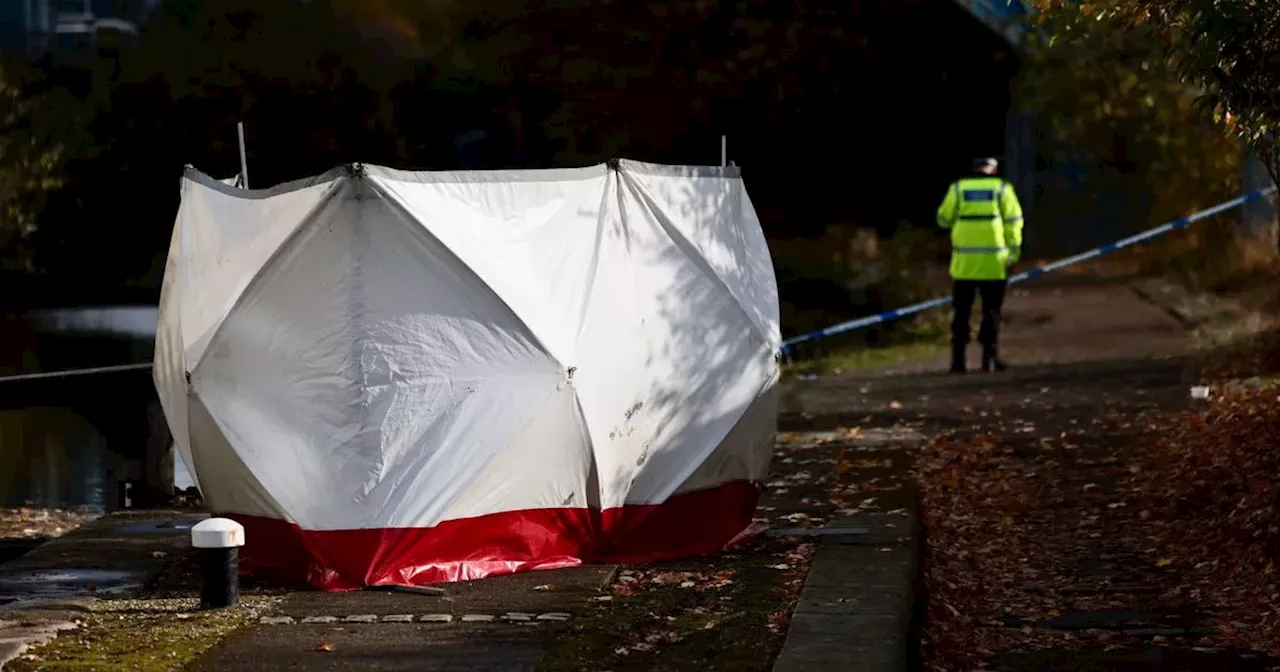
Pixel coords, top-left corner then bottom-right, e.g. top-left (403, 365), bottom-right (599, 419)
top-left (191, 518), bottom-right (245, 610)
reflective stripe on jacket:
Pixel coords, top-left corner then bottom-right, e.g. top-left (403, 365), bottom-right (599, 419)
top-left (936, 177), bottom-right (1024, 280)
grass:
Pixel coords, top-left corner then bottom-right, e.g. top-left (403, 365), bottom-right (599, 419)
top-left (5, 596), bottom-right (279, 672)
top-left (785, 339), bottom-right (946, 377)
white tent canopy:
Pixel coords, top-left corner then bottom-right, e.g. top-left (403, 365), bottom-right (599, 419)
top-left (154, 160), bottom-right (781, 589)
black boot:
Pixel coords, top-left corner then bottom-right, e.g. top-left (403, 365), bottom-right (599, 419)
top-left (949, 345), bottom-right (966, 374)
top-left (981, 347), bottom-right (1007, 373)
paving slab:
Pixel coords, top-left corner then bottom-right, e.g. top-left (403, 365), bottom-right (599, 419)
top-left (193, 564), bottom-right (617, 671)
top-left (824, 514), bottom-right (922, 548)
top-left (772, 514), bottom-right (921, 672)
top-left (798, 546), bottom-right (914, 592)
top-left (198, 624), bottom-right (549, 672)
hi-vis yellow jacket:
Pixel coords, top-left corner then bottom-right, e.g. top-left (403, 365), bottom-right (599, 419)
top-left (936, 177), bottom-right (1024, 280)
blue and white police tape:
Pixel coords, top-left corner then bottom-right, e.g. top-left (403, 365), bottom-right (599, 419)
top-left (780, 186), bottom-right (1277, 354)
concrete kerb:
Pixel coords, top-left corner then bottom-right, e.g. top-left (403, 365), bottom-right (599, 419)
top-left (772, 513), bottom-right (924, 672)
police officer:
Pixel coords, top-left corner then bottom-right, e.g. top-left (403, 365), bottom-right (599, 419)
top-left (936, 157), bottom-right (1024, 374)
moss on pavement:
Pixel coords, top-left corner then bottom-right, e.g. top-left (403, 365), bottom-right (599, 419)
top-left (5, 596), bottom-right (278, 672)
top-left (786, 340), bottom-right (945, 377)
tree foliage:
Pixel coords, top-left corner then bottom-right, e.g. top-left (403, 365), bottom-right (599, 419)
top-left (339, 0), bottom-right (868, 161)
top-left (0, 61), bottom-right (83, 273)
top-left (1027, 0), bottom-right (1280, 185)
top-left (1017, 3), bottom-right (1241, 228)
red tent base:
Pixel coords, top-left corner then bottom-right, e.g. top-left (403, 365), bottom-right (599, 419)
top-left (225, 480), bottom-right (761, 591)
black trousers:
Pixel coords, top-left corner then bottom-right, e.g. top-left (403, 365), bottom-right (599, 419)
top-left (951, 280), bottom-right (1007, 350)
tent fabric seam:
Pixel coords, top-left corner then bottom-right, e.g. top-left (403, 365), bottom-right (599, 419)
top-left (647, 342), bottom-right (778, 504)
top-left (366, 163), bottom-right (609, 185)
top-left (618, 170), bottom-right (770, 348)
top-left (666, 362), bottom-right (779, 501)
top-left (424, 379), bottom-right (564, 524)
top-left (184, 161), bottom-right (740, 200)
top-left (184, 165), bottom-right (350, 200)
top-left (364, 174), bottom-right (564, 371)
top-left (188, 392), bottom-right (294, 523)
top-left (217, 486), bottom-right (758, 534)
top-left (567, 171), bottom-right (613, 358)
top-left (157, 210), bottom-right (200, 492)
top-left (187, 178), bottom-right (348, 373)
top-left (618, 159), bottom-right (742, 179)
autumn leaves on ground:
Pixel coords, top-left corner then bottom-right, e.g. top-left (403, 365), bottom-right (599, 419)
top-left (917, 323), bottom-right (1280, 670)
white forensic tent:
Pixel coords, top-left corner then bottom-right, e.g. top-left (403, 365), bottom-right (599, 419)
top-left (153, 160), bottom-right (781, 589)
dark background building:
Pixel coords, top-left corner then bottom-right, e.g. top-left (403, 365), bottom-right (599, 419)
top-left (0, 0), bottom-right (160, 62)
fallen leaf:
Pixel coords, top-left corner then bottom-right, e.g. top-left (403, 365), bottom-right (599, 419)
top-left (644, 631), bottom-right (683, 644)
top-left (314, 641), bottom-right (335, 652)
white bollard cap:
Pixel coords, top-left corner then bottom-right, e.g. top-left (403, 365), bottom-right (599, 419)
top-left (191, 517), bottom-right (246, 549)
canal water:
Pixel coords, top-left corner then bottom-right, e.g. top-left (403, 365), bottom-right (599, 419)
top-left (0, 306), bottom-right (193, 510)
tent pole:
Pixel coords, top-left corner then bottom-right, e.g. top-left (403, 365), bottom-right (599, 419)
top-left (237, 122), bottom-right (250, 189)
top-left (720, 135), bottom-right (727, 168)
